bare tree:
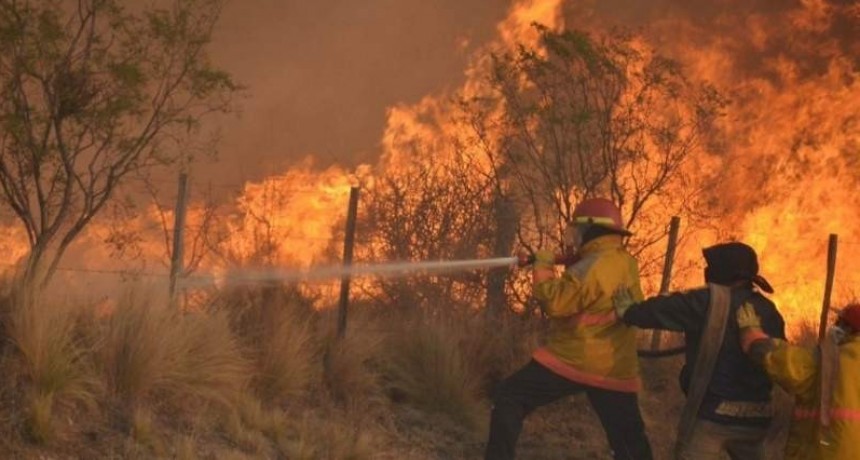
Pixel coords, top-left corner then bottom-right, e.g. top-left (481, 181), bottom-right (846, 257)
top-left (340, 25), bottom-right (723, 316)
top-left (0, 0), bottom-right (238, 288)
top-left (464, 25), bottom-right (724, 274)
top-left (357, 149), bottom-right (500, 313)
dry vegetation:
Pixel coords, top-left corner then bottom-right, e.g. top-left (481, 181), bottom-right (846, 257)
top-left (0, 282), bottom-right (807, 459)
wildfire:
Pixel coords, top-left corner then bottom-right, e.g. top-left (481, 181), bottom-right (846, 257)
top-left (218, 159), bottom-right (368, 268)
top-left (1, 0), bottom-right (857, 333)
top-left (632, 0), bottom-right (860, 328)
top-left (375, 0), bottom-right (860, 330)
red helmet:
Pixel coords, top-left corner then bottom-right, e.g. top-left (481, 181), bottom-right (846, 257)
top-left (838, 304), bottom-right (860, 332)
top-left (572, 198), bottom-right (631, 235)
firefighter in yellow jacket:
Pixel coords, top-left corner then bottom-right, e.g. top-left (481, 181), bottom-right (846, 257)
top-left (484, 198), bottom-right (652, 460)
top-left (737, 302), bottom-right (860, 460)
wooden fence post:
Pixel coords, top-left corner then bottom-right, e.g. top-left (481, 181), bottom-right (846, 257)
top-left (817, 234), bottom-right (839, 436)
top-left (169, 172), bottom-right (189, 304)
top-left (818, 234), bottom-right (839, 341)
top-left (337, 187), bottom-right (360, 339)
top-left (650, 216), bottom-right (681, 350)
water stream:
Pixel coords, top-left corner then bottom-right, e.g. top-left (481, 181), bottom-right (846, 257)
top-left (181, 256), bottom-right (518, 287)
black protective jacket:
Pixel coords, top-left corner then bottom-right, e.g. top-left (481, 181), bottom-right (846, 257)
top-left (625, 285), bottom-right (786, 426)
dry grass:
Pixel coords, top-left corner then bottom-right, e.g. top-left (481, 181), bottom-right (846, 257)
top-left (214, 285), bottom-right (319, 402)
top-left (459, 313), bottom-right (540, 394)
top-left (5, 294), bottom-right (99, 443)
top-left (26, 392), bottom-right (54, 444)
top-left (98, 297), bottom-right (250, 421)
top-left (174, 434), bottom-right (197, 460)
top-left (255, 310), bottom-right (316, 401)
top-left (221, 409), bottom-right (269, 455)
top-left (278, 412), bottom-right (379, 460)
top-left (382, 314), bottom-right (485, 429)
top-left (322, 311), bottom-right (385, 411)
top-left (0, 284), bottom-right (711, 459)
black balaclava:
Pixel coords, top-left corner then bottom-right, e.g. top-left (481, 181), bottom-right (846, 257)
top-left (702, 242), bottom-right (774, 294)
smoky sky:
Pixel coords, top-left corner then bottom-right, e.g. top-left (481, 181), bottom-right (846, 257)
top-left (200, 0), bottom-right (857, 187)
top-left (205, 0), bottom-right (509, 183)
top-left (566, 0), bottom-right (859, 80)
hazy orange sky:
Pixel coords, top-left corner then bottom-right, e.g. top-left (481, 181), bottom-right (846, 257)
top-left (199, 0), bottom-right (858, 186)
top-left (206, 0), bottom-right (510, 183)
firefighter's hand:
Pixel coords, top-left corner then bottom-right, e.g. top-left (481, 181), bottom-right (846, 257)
top-left (613, 286), bottom-right (636, 320)
top-left (516, 250), bottom-right (534, 268)
top-left (736, 303), bottom-right (762, 330)
top-left (532, 250), bottom-right (555, 270)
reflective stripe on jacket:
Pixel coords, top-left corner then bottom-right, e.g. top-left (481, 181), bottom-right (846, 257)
top-left (624, 287), bottom-right (784, 426)
top-left (532, 235), bottom-right (643, 393)
top-left (757, 336), bottom-right (860, 460)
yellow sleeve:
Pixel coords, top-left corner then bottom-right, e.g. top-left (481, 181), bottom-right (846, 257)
top-left (627, 258), bottom-right (645, 303)
top-left (760, 340), bottom-right (818, 396)
top-left (533, 272), bottom-right (587, 317)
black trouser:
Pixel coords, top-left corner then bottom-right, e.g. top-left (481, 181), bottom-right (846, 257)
top-left (485, 360), bottom-right (653, 460)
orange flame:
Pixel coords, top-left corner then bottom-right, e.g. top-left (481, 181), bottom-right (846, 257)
top-left (1, 0), bottom-right (857, 334)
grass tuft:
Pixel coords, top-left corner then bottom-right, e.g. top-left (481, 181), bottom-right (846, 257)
top-left (6, 294), bottom-right (99, 444)
top-left (279, 413), bottom-right (378, 460)
top-left (322, 313), bottom-right (384, 411)
top-left (26, 392), bottom-right (54, 444)
top-left (255, 310), bottom-right (316, 401)
top-left (175, 434), bottom-right (197, 460)
top-left (99, 298), bottom-right (250, 418)
top-left (383, 315), bottom-right (484, 428)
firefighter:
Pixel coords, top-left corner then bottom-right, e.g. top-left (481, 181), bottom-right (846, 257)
top-left (484, 198), bottom-right (653, 460)
top-left (613, 242), bottom-right (786, 459)
top-left (737, 302), bottom-right (860, 460)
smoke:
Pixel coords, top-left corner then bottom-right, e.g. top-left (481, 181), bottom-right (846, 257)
top-left (206, 0), bottom-right (511, 182)
top-left (567, 0), bottom-right (859, 76)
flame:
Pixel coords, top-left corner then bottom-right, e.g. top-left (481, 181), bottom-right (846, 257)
top-left (497, 0), bottom-right (564, 48)
top-left (1, 0), bottom-right (857, 333)
top-left (637, 1), bottom-right (860, 328)
top-left (375, 0), bottom-right (860, 332)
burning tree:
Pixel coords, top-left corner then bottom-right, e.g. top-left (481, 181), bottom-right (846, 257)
top-left (467, 25), bottom-right (724, 274)
top-left (360, 25), bottom-right (724, 315)
top-left (359, 149), bottom-right (500, 312)
top-left (0, 0), bottom-right (237, 288)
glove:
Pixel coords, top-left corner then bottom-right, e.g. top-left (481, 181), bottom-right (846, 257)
top-left (612, 286), bottom-right (637, 320)
top-left (829, 324), bottom-right (848, 345)
top-left (736, 303), bottom-right (762, 330)
top-left (515, 250), bottom-right (533, 268)
top-left (532, 249), bottom-right (555, 270)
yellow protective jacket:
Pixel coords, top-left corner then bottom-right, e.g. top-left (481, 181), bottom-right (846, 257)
top-left (532, 235), bottom-right (643, 393)
top-left (754, 336), bottom-right (860, 460)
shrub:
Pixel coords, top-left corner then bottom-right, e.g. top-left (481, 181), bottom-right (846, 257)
top-left (382, 315), bottom-right (483, 428)
top-left (5, 295), bottom-right (99, 443)
top-left (99, 297), bottom-right (250, 418)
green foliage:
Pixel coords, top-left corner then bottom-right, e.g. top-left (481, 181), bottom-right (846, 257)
top-left (0, 0), bottom-right (238, 288)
